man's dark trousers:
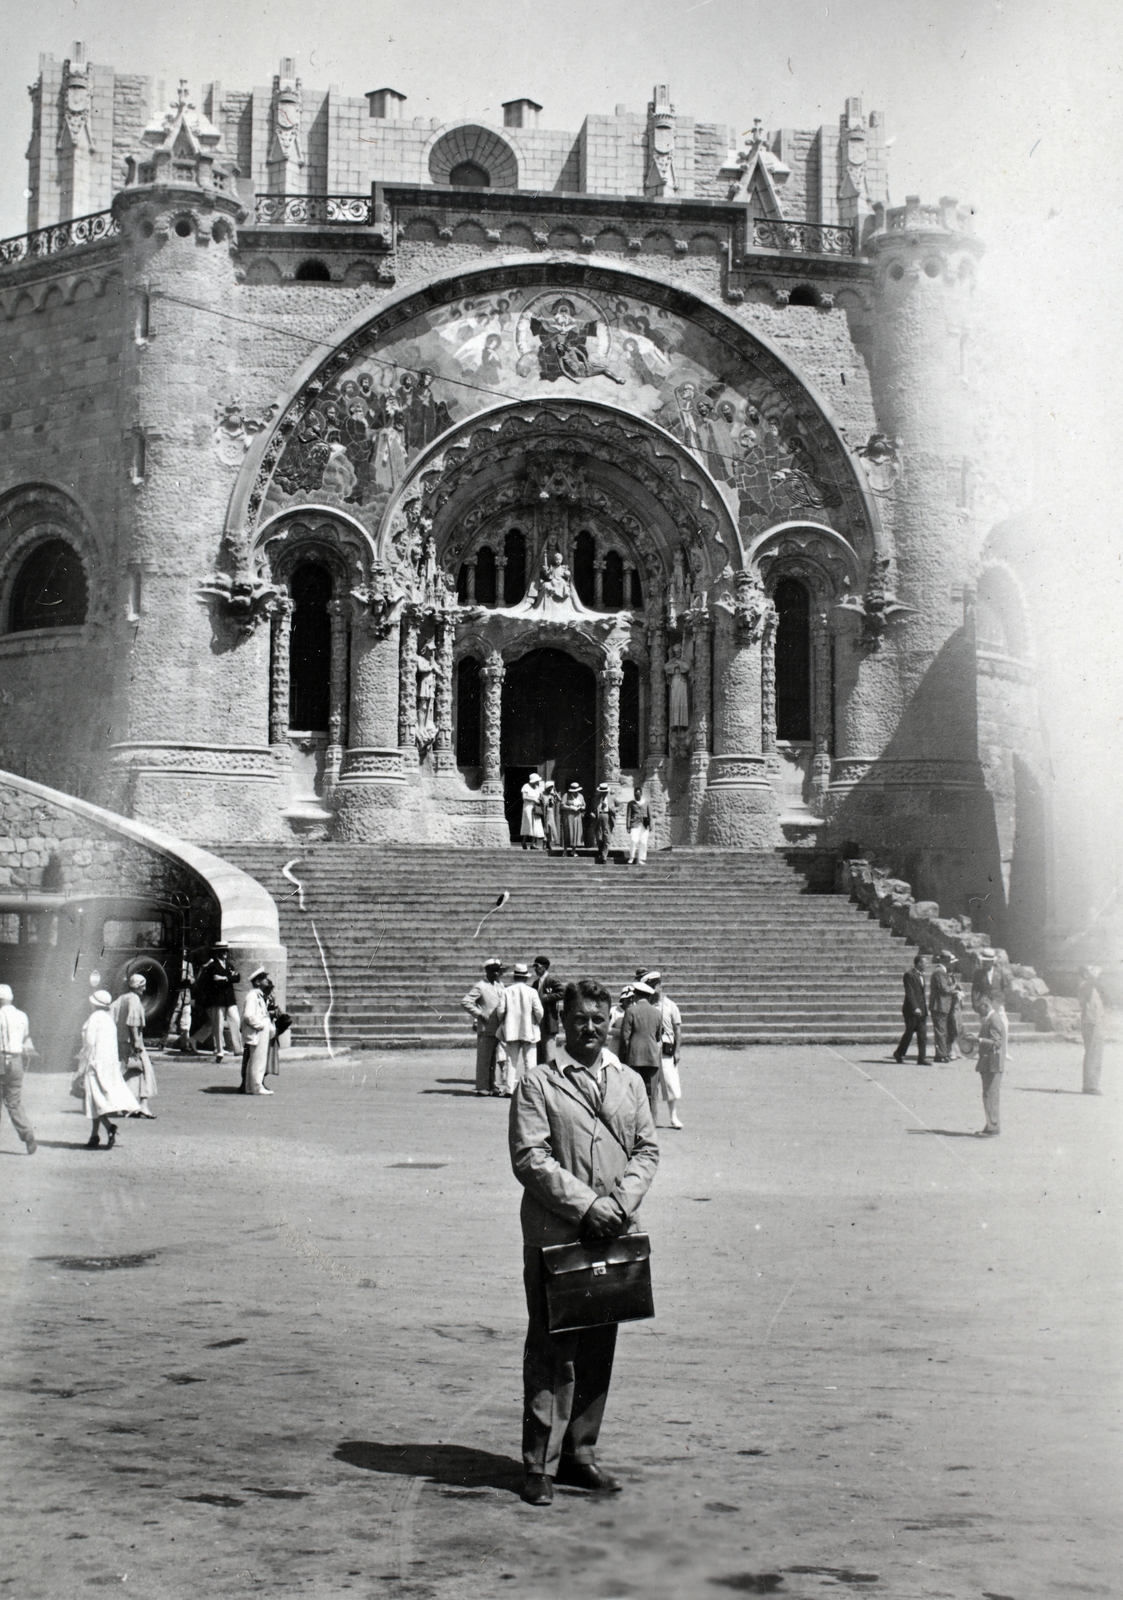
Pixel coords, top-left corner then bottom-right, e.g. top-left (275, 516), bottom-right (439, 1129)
top-left (522, 1245), bottom-right (617, 1476)
top-left (895, 1008), bottom-right (928, 1064)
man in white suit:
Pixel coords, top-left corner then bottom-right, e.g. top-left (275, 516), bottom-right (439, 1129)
top-left (500, 961), bottom-right (544, 1093)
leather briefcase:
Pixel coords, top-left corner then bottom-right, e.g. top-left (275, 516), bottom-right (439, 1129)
top-left (541, 1233), bottom-right (654, 1334)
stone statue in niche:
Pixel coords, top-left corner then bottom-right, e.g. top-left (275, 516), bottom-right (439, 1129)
top-left (415, 640), bottom-right (437, 750)
top-left (856, 432), bottom-right (903, 495)
top-left (665, 639), bottom-right (692, 728)
top-left (529, 546), bottom-right (573, 608)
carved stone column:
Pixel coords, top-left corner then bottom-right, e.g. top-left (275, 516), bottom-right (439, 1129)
top-left (495, 552), bottom-right (507, 607)
top-left (268, 597), bottom-right (294, 745)
top-left (480, 650), bottom-right (506, 794)
top-left (325, 598), bottom-right (350, 790)
top-left (690, 612), bottom-right (712, 754)
top-left (646, 621), bottom-right (667, 762)
top-left (464, 561), bottom-right (476, 603)
top-left (334, 612), bottom-right (407, 841)
top-left (398, 609), bottom-right (419, 750)
top-left (699, 604), bottom-right (778, 846)
top-left (600, 656), bottom-right (624, 786)
top-left (432, 615), bottom-right (456, 772)
top-left (761, 606), bottom-right (778, 755)
top-left (594, 558), bottom-right (605, 610)
top-left (810, 612), bottom-right (833, 811)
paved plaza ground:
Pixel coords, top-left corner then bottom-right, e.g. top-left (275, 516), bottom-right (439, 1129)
top-left (0, 1039), bottom-right (1118, 1600)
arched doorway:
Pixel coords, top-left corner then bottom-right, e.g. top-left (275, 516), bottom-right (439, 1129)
top-left (288, 562), bottom-right (333, 731)
top-left (501, 648), bottom-right (597, 841)
top-left (774, 577), bottom-right (811, 741)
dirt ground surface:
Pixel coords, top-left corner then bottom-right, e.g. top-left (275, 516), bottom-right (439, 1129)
top-left (0, 1040), bottom-right (1118, 1600)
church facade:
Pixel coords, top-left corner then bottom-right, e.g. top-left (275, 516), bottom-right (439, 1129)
top-left (0, 52), bottom-right (1047, 960)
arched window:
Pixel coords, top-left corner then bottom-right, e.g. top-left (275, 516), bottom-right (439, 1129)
top-left (620, 660), bottom-right (641, 770)
top-left (456, 656), bottom-right (482, 765)
top-left (603, 550), bottom-right (625, 609)
top-left (788, 284), bottom-right (820, 307)
top-left (294, 259), bottom-right (332, 282)
top-left (456, 562), bottom-right (470, 603)
top-left (503, 528), bottom-right (527, 606)
top-left (449, 160), bottom-right (490, 188)
top-left (630, 568), bottom-right (643, 609)
top-left (475, 545), bottom-right (497, 606)
top-left (574, 531), bottom-right (596, 607)
top-left (288, 562), bottom-right (333, 731)
top-left (774, 577), bottom-right (812, 740)
top-left (9, 538), bottom-right (88, 631)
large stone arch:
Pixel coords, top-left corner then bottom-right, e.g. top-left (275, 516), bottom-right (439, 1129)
top-left (223, 259), bottom-right (881, 576)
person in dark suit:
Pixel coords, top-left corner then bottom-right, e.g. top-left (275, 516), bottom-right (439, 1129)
top-left (619, 980), bottom-right (663, 1116)
top-left (893, 954), bottom-right (929, 1064)
top-left (929, 952), bottom-right (956, 1062)
top-left (509, 979), bottom-right (658, 1507)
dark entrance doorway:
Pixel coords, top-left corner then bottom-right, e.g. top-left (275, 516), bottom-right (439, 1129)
top-left (500, 647), bottom-right (597, 841)
top-left (774, 576), bottom-right (812, 741)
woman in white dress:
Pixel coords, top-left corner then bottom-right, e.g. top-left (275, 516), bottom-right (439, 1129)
top-left (73, 990), bottom-right (140, 1149)
top-left (520, 773), bottom-right (545, 850)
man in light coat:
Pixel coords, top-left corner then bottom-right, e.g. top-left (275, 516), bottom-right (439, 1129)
top-left (0, 983), bottom-right (37, 1154)
top-left (501, 961), bottom-right (544, 1092)
top-left (510, 978), bottom-right (659, 1506)
top-left (460, 957), bottom-right (507, 1096)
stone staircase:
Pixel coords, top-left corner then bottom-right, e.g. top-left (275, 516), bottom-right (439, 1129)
top-left (216, 844), bottom-right (934, 1048)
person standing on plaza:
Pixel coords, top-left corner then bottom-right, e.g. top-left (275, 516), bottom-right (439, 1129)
top-left (594, 784), bottom-right (617, 864)
top-left (893, 954), bottom-right (929, 1065)
top-left (1077, 965), bottom-right (1106, 1096)
top-left (626, 786), bottom-right (651, 866)
top-left (619, 980), bottom-right (663, 1116)
top-left (520, 773), bottom-right (545, 851)
top-left (500, 962), bottom-right (544, 1092)
top-left (561, 783), bottom-right (586, 856)
top-left (461, 957), bottom-right (507, 1096)
top-left (945, 954), bottom-right (963, 1059)
top-left (74, 990), bottom-right (139, 1149)
top-left (530, 956), bottom-right (561, 1064)
top-left (929, 952), bottom-right (956, 1063)
top-left (971, 949), bottom-right (1005, 1016)
top-left (642, 970), bottom-right (683, 1130)
top-left (0, 984), bottom-right (37, 1155)
top-left (240, 969), bottom-right (276, 1096)
top-left (606, 984), bottom-right (635, 1060)
top-left (509, 977), bottom-right (659, 1506)
top-left (196, 941), bottom-right (243, 1063)
top-left (160, 946), bottom-right (198, 1055)
top-left (542, 781), bottom-right (562, 855)
top-left (112, 973), bottom-right (157, 1118)
top-left (974, 993), bottom-right (1008, 1136)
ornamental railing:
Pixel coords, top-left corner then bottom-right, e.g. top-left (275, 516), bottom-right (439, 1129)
top-left (0, 208), bottom-right (120, 269)
top-left (253, 194), bottom-right (379, 226)
top-left (751, 218), bottom-right (856, 257)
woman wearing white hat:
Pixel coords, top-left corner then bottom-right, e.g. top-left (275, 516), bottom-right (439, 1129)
top-left (519, 772), bottom-right (545, 851)
top-left (73, 991), bottom-right (140, 1149)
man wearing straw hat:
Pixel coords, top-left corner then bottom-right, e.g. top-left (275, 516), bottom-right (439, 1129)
top-left (929, 952), bottom-right (957, 1064)
top-left (500, 962), bottom-right (544, 1092)
top-left (461, 957), bottom-right (508, 1096)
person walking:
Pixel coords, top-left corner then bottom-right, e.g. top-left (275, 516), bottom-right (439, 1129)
top-left (74, 990), bottom-right (140, 1149)
top-left (619, 980), bottom-right (663, 1117)
top-left (461, 958), bottom-right (507, 1096)
top-left (893, 954), bottom-right (929, 1064)
top-left (642, 970), bottom-right (683, 1129)
top-left (626, 787), bottom-right (651, 866)
top-left (160, 947), bottom-right (198, 1055)
top-left (542, 781), bottom-right (562, 855)
top-left (929, 953), bottom-right (956, 1063)
top-left (974, 993), bottom-right (1008, 1136)
top-left (520, 773), bottom-right (545, 850)
top-left (0, 983), bottom-right (37, 1155)
top-left (1078, 965), bottom-right (1106, 1096)
top-left (240, 969), bottom-right (276, 1096)
top-left (561, 783), bottom-right (586, 856)
top-left (594, 784), bottom-right (617, 864)
top-left (112, 973), bottom-right (157, 1118)
top-left (509, 977), bottom-right (659, 1506)
top-left (196, 942), bottom-right (243, 1063)
top-left (500, 962), bottom-right (544, 1092)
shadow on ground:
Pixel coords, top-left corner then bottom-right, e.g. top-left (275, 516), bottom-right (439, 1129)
top-left (335, 1440), bottom-right (522, 1493)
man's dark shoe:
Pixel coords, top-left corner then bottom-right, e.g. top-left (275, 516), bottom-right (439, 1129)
top-left (555, 1458), bottom-right (621, 1492)
top-left (24, 1136), bottom-right (37, 1155)
top-left (520, 1473), bottom-right (553, 1506)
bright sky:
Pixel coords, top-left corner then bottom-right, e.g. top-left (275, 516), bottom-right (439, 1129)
top-left (0, 0), bottom-right (1120, 890)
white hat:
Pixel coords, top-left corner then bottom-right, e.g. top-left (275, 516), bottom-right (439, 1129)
top-left (633, 981), bottom-right (655, 997)
top-left (979, 948), bottom-right (997, 962)
top-left (641, 970), bottom-right (661, 985)
top-left (249, 967), bottom-right (269, 983)
top-left (0, 984), bottom-right (12, 1004)
top-left (90, 990), bottom-right (113, 1008)
top-left (512, 961), bottom-right (529, 977)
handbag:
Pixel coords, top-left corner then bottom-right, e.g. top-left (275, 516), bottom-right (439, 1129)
top-left (541, 1233), bottom-right (654, 1334)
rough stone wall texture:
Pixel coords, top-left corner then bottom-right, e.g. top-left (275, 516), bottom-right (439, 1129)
top-left (110, 75), bottom-right (152, 200)
top-left (691, 123), bottom-right (731, 199)
top-left (773, 128), bottom-right (818, 221)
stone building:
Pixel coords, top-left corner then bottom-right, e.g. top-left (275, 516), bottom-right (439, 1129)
top-left (0, 51), bottom-right (1052, 966)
